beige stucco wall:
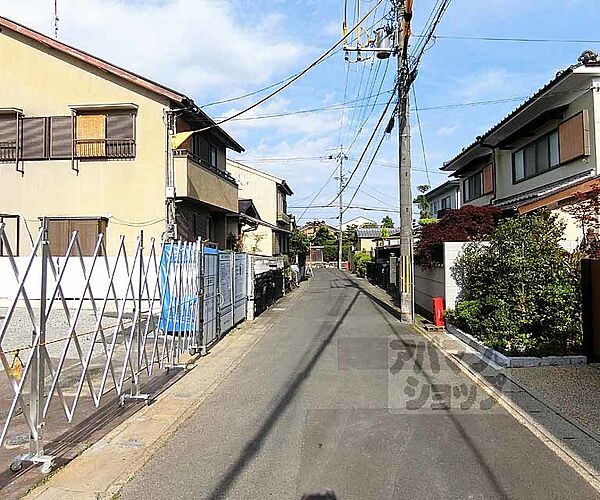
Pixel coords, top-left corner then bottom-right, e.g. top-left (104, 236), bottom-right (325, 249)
top-left (358, 238), bottom-right (376, 253)
top-left (0, 28), bottom-right (170, 254)
top-left (175, 157), bottom-right (238, 212)
top-left (226, 160), bottom-right (277, 256)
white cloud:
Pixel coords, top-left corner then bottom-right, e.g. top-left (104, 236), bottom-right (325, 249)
top-left (1, 0), bottom-right (305, 101)
top-left (436, 125), bottom-right (457, 136)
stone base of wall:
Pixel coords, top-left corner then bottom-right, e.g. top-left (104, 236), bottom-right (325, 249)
top-left (446, 324), bottom-right (587, 368)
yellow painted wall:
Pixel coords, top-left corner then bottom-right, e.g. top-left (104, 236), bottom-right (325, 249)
top-left (227, 160), bottom-right (277, 256)
top-left (0, 28), bottom-right (172, 254)
top-left (175, 157), bottom-right (238, 213)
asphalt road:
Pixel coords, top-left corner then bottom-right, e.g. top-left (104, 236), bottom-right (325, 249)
top-left (121, 269), bottom-right (599, 500)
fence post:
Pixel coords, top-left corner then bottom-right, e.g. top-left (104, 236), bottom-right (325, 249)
top-left (246, 255), bottom-right (255, 321)
top-left (195, 239), bottom-right (205, 355)
top-left (19, 217), bottom-right (55, 472)
top-left (120, 231), bottom-right (149, 406)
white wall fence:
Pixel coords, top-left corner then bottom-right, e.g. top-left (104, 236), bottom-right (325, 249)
top-left (414, 242), bottom-right (467, 316)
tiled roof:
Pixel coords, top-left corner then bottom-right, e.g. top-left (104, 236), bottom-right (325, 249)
top-left (493, 171), bottom-right (595, 209)
top-left (356, 228), bottom-right (381, 238)
top-left (355, 227), bottom-right (401, 239)
top-left (442, 55), bottom-right (600, 171)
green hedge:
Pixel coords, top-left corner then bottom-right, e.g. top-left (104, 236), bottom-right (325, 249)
top-left (446, 211), bottom-right (582, 356)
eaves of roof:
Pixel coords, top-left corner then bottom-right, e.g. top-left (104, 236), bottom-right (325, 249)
top-left (0, 15), bottom-right (243, 153)
top-left (442, 64), bottom-right (581, 172)
top-left (493, 170), bottom-right (595, 209)
top-left (424, 180), bottom-right (460, 199)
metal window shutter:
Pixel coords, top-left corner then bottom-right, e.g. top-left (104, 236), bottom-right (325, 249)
top-left (106, 113), bottom-right (134, 139)
top-left (50, 116), bottom-right (73, 158)
top-left (0, 116), bottom-right (17, 144)
top-left (559, 110), bottom-right (590, 164)
top-left (21, 117), bottom-right (46, 159)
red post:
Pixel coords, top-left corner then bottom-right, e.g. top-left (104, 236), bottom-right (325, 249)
top-left (432, 297), bottom-right (445, 327)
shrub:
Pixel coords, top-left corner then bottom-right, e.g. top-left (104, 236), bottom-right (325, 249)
top-left (447, 210), bottom-right (582, 356)
top-left (415, 205), bottom-right (502, 268)
top-left (354, 251), bottom-right (372, 277)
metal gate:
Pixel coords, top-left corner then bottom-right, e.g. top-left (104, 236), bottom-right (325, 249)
top-left (219, 252), bottom-right (234, 335)
top-left (0, 221), bottom-right (202, 473)
top-left (233, 254), bottom-right (247, 325)
top-left (201, 247), bottom-right (219, 347)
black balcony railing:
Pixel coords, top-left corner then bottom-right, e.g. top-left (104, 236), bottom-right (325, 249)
top-left (75, 139), bottom-right (136, 159)
top-left (0, 142), bottom-right (16, 161)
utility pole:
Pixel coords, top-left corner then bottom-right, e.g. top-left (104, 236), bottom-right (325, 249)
top-left (396, 0), bottom-right (414, 322)
top-left (341, 0), bottom-right (414, 321)
top-left (336, 150), bottom-right (348, 270)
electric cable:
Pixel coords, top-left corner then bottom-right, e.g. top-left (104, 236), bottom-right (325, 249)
top-left (190, 0), bottom-right (385, 133)
top-left (327, 86), bottom-right (396, 206)
top-left (412, 86), bottom-right (431, 185)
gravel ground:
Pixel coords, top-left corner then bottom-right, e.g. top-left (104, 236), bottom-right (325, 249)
top-left (0, 306), bottom-right (138, 360)
top-left (507, 365), bottom-right (600, 437)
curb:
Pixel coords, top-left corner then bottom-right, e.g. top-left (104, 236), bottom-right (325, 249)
top-left (414, 323), bottom-right (600, 494)
top-left (350, 276), bottom-right (600, 493)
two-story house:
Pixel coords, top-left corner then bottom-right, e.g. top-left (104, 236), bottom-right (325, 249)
top-left (226, 160), bottom-right (293, 256)
top-left (441, 51), bottom-right (600, 243)
top-left (424, 180), bottom-right (461, 219)
top-left (0, 15), bottom-right (243, 256)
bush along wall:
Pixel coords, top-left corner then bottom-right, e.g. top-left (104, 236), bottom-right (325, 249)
top-left (415, 205), bottom-right (502, 268)
top-left (446, 210), bottom-right (582, 357)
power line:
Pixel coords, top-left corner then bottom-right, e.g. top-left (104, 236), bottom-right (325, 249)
top-left (343, 122), bottom-right (391, 214)
top-left (411, 86), bottom-right (430, 185)
top-left (296, 162), bottom-right (339, 222)
top-left (327, 87), bottom-right (397, 206)
top-left (214, 88), bottom-right (394, 122)
top-left (419, 34), bottom-right (600, 44)
top-left (191, 0), bottom-right (385, 133)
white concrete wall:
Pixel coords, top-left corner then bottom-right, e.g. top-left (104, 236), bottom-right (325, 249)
top-left (414, 265), bottom-right (444, 315)
top-left (414, 241), bottom-right (468, 315)
top-left (0, 256), bottom-right (159, 300)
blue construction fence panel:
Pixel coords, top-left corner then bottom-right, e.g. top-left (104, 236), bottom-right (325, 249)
top-left (159, 242), bottom-right (200, 333)
top-left (159, 244), bottom-right (248, 345)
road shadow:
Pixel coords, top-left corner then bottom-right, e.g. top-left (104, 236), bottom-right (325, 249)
top-left (207, 281), bottom-right (360, 499)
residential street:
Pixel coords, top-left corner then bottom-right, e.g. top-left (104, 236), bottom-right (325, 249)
top-left (121, 269), bottom-right (599, 500)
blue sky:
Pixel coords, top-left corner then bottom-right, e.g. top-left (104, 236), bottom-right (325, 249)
top-left (3, 0), bottom-right (600, 226)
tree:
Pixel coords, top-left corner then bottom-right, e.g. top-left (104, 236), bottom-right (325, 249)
top-left (413, 184), bottom-right (431, 220)
top-left (415, 205), bottom-right (502, 267)
top-left (447, 210), bottom-right (582, 356)
top-left (381, 215), bottom-right (395, 229)
top-left (343, 224), bottom-right (357, 246)
top-left (562, 184), bottom-right (600, 258)
top-left (290, 229), bottom-right (310, 265)
top-left (313, 224), bottom-right (333, 246)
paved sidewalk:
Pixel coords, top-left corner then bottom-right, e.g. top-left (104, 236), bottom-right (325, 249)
top-left (23, 286), bottom-right (305, 500)
top-left (355, 276), bottom-right (600, 483)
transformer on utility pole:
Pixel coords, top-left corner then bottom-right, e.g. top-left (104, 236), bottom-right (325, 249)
top-left (342, 0), bottom-right (414, 322)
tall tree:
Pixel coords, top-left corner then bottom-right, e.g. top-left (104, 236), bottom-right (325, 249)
top-left (381, 215), bottom-right (395, 229)
top-left (413, 184), bottom-right (431, 220)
